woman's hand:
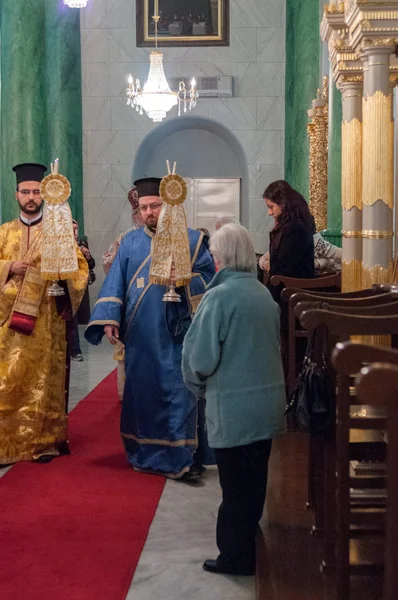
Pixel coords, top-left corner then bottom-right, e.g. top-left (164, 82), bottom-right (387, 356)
top-left (104, 325), bottom-right (119, 344)
top-left (258, 252), bottom-right (270, 271)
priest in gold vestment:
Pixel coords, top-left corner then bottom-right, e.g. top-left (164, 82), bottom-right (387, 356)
top-left (0, 163), bottom-right (88, 465)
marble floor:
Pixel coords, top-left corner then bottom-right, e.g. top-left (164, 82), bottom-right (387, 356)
top-left (1, 328), bottom-right (256, 600)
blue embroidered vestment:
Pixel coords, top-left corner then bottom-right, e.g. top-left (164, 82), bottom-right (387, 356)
top-left (85, 226), bottom-right (215, 476)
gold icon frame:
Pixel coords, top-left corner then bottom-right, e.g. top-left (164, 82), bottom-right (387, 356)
top-left (136, 0), bottom-right (229, 47)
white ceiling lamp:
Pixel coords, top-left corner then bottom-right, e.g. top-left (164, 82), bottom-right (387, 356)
top-left (126, 1), bottom-right (198, 123)
top-left (63, 0), bottom-right (89, 7)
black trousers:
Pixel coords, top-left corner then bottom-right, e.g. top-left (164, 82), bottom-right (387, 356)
top-left (67, 314), bottom-right (82, 357)
top-left (214, 439), bottom-right (272, 568)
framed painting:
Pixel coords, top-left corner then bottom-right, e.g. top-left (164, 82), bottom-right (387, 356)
top-left (136, 0), bottom-right (230, 47)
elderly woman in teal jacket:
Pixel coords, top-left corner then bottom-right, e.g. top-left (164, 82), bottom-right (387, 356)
top-left (182, 223), bottom-right (286, 577)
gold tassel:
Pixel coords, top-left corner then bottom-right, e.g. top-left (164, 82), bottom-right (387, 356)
top-left (41, 270), bottom-right (82, 281)
top-left (189, 294), bottom-right (204, 314)
top-left (149, 275), bottom-right (192, 287)
top-left (113, 342), bottom-right (125, 361)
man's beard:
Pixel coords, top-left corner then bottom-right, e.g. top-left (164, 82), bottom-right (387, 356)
top-left (144, 215), bottom-right (158, 228)
top-left (18, 200), bottom-right (42, 215)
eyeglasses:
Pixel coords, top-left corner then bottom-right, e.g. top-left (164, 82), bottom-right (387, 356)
top-left (139, 202), bottom-right (163, 212)
top-left (18, 189), bottom-right (41, 196)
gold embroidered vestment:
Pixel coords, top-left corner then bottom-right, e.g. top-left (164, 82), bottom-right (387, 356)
top-left (0, 218), bottom-right (88, 464)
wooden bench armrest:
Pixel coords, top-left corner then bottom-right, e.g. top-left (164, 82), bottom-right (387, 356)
top-left (270, 272), bottom-right (341, 288)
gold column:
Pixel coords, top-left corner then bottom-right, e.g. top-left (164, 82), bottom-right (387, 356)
top-left (361, 42), bottom-right (394, 288)
top-left (307, 82), bottom-right (328, 232)
top-left (340, 77), bottom-right (363, 291)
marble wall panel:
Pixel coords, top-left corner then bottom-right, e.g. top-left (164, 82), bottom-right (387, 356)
top-left (83, 164), bottom-right (113, 198)
top-left (111, 163), bottom-right (133, 198)
top-left (232, 62), bottom-right (284, 97)
top-left (231, 0), bottom-right (283, 28)
top-left (87, 196), bottom-right (127, 232)
top-left (257, 28), bottom-right (285, 62)
top-left (249, 195), bottom-right (270, 233)
top-left (85, 62), bottom-right (112, 97)
top-left (111, 95), bottom-right (148, 131)
top-left (88, 196), bottom-right (126, 231)
top-left (109, 29), bottom-right (149, 62)
top-left (80, 0), bottom-right (108, 30)
top-left (83, 96), bottom-right (111, 130)
top-left (256, 97), bottom-right (284, 130)
top-left (210, 98), bottom-right (257, 131)
top-left (208, 28), bottom-right (257, 63)
top-left (81, 29), bottom-right (110, 63)
top-left (113, 202), bottom-right (134, 237)
top-left (256, 164), bottom-right (285, 198)
top-left (239, 130), bottom-right (282, 165)
top-left (159, 47), bottom-right (209, 63)
top-left (86, 129), bottom-right (135, 164)
top-left (248, 164), bottom-right (257, 200)
top-left (182, 62), bottom-right (233, 78)
top-left (101, 0), bottom-right (135, 30)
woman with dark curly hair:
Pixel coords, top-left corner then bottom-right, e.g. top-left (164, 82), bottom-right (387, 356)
top-left (263, 180), bottom-right (315, 301)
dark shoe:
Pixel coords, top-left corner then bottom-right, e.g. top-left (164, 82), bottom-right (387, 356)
top-left (203, 558), bottom-right (255, 576)
top-left (71, 353), bottom-right (84, 362)
top-left (190, 464), bottom-right (206, 477)
top-left (33, 455), bottom-right (55, 464)
top-left (179, 470), bottom-right (198, 482)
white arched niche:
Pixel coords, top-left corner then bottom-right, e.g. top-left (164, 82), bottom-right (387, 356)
top-left (132, 115), bottom-right (249, 228)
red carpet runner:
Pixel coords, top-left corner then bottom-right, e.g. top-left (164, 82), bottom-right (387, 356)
top-left (0, 370), bottom-right (166, 600)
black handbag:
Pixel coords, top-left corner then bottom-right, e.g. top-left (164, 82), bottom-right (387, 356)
top-left (285, 322), bottom-right (334, 436)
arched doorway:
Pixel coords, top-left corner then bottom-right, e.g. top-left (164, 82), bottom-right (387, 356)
top-left (132, 116), bottom-right (249, 228)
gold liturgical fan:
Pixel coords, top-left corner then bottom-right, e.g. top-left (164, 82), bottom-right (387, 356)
top-left (149, 160), bottom-right (191, 303)
top-left (40, 159), bottom-right (76, 296)
top-left (161, 161), bottom-right (187, 303)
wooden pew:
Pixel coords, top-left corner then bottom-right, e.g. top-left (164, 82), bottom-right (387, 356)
top-left (356, 362), bottom-right (398, 600)
top-left (296, 314), bottom-right (398, 582)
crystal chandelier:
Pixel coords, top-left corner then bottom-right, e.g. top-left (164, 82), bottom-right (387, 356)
top-left (63, 0), bottom-right (89, 7)
top-left (126, 5), bottom-right (198, 123)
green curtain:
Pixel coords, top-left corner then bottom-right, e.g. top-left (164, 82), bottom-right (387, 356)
top-left (0, 0), bottom-right (83, 226)
top-left (285, 0), bottom-right (321, 200)
top-left (324, 84), bottom-right (342, 244)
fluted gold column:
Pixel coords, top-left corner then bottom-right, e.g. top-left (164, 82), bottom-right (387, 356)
top-left (361, 43), bottom-right (394, 288)
top-left (340, 78), bottom-right (363, 291)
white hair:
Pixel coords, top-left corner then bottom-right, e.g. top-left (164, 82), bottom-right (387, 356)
top-left (215, 214), bottom-right (237, 230)
top-left (210, 223), bottom-right (257, 274)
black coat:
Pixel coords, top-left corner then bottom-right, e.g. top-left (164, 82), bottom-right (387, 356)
top-left (268, 220), bottom-right (314, 304)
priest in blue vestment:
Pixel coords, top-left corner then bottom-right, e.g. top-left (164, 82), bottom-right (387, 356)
top-left (85, 177), bottom-right (215, 480)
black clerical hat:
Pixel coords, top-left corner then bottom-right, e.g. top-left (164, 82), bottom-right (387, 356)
top-left (133, 177), bottom-right (161, 198)
top-left (12, 163), bottom-right (48, 185)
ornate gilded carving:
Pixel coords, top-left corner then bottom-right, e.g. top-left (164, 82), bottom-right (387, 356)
top-left (339, 74), bottom-right (364, 83)
top-left (307, 81), bottom-right (329, 232)
top-left (325, 2), bottom-right (345, 14)
top-left (342, 258), bottom-right (362, 291)
top-left (360, 37), bottom-right (396, 50)
top-left (361, 18), bottom-right (372, 30)
top-left (362, 91), bottom-right (394, 208)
